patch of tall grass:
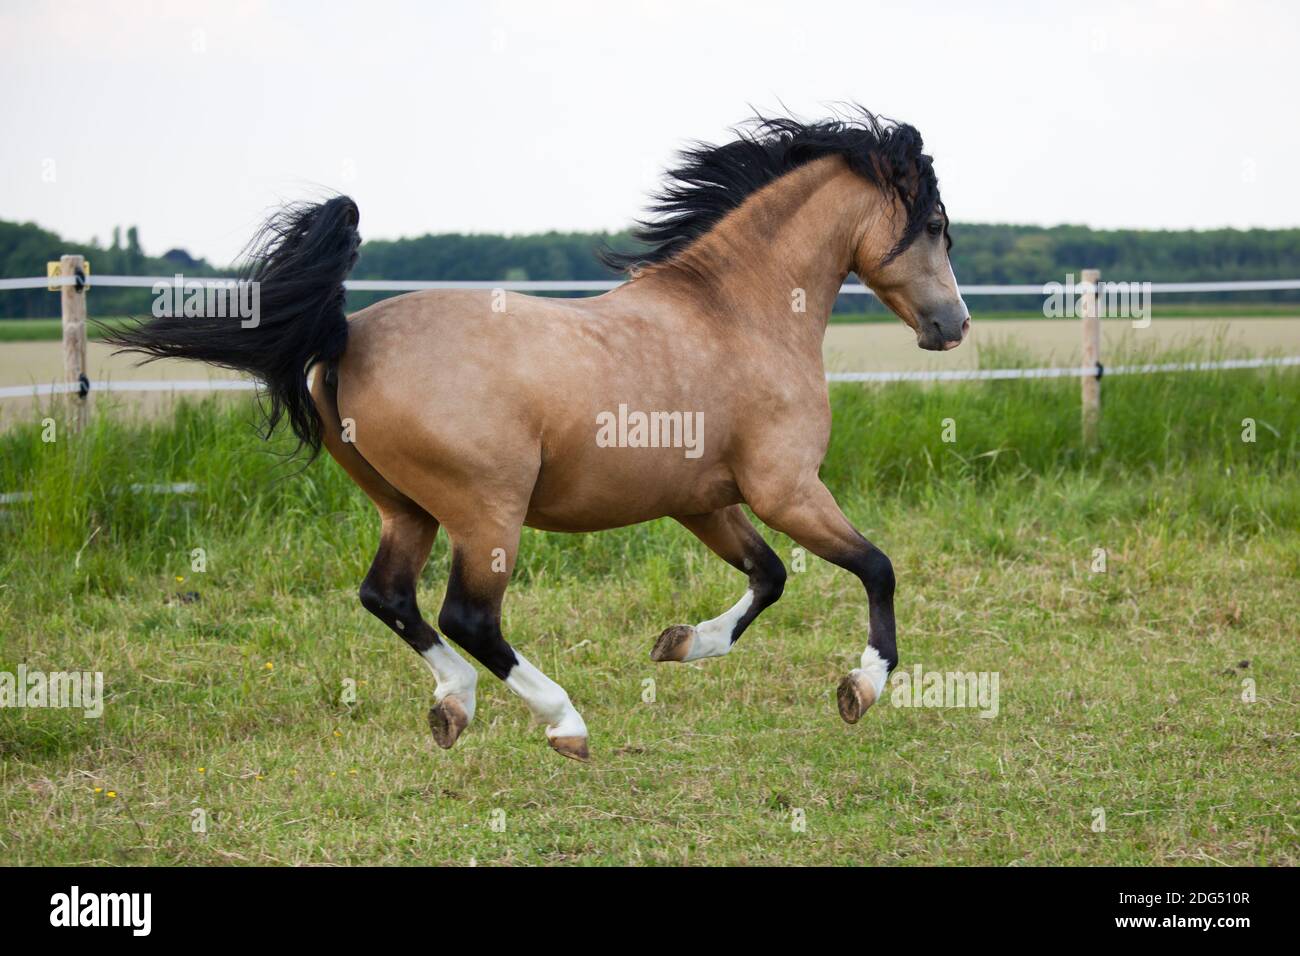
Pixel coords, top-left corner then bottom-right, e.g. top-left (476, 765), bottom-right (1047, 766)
top-left (1, 342), bottom-right (1294, 601)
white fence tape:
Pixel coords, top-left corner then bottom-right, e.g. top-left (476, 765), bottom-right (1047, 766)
top-left (1, 355), bottom-right (1296, 401)
top-left (5, 274), bottom-right (1300, 295)
top-left (825, 355), bottom-right (1300, 382)
top-left (0, 379), bottom-right (257, 400)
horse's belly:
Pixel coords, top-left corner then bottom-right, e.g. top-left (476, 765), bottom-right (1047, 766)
top-left (524, 450), bottom-right (741, 532)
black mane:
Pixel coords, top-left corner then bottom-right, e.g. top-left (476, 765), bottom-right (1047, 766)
top-left (604, 107), bottom-right (945, 272)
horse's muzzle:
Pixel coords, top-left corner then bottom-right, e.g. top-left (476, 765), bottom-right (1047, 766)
top-left (917, 311), bottom-right (971, 351)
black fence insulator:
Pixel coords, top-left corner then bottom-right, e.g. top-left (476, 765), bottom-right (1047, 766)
top-left (77, 373), bottom-right (90, 398)
top-left (74, 265), bottom-right (86, 292)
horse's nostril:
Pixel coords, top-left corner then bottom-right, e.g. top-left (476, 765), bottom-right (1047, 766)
top-left (961, 316), bottom-right (971, 336)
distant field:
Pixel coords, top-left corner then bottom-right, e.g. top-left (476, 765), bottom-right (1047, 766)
top-left (0, 337), bottom-right (249, 429)
top-left (2, 317), bottom-right (1298, 380)
top-left (0, 339), bottom-right (247, 388)
top-left (0, 317), bottom-right (133, 343)
top-left (825, 317), bottom-right (1300, 373)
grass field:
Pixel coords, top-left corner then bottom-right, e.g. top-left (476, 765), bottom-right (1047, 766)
top-left (0, 339), bottom-right (1296, 866)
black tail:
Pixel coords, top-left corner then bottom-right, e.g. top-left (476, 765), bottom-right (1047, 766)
top-left (103, 195), bottom-right (361, 456)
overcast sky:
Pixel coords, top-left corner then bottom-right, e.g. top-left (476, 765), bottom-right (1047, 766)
top-left (2, 0), bottom-right (1297, 265)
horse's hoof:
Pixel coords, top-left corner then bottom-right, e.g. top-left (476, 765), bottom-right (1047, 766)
top-left (836, 670), bottom-right (878, 724)
top-left (650, 624), bottom-right (695, 662)
top-left (427, 696), bottom-right (470, 749)
top-left (548, 735), bottom-right (590, 761)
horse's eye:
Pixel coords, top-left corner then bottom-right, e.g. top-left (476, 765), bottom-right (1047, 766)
top-left (926, 221), bottom-right (943, 237)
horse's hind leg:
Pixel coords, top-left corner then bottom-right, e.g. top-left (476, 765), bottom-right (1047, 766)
top-left (437, 520), bottom-right (590, 761)
top-left (749, 478), bottom-right (896, 724)
top-left (359, 507), bottom-right (479, 748)
top-left (311, 365), bottom-right (476, 748)
top-left (651, 505), bottom-right (787, 663)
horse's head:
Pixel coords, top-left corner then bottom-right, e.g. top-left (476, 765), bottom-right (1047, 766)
top-left (860, 203), bottom-right (969, 351)
top-left (849, 130), bottom-right (970, 351)
top-left (606, 107), bottom-right (971, 350)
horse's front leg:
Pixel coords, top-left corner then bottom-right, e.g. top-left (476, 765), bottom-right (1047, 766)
top-left (750, 478), bottom-right (897, 723)
top-left (651, 505), bottom-right (787, 663)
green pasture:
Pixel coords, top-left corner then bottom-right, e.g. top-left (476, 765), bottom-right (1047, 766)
top-left (0, 338), bottom-right (1295, 865)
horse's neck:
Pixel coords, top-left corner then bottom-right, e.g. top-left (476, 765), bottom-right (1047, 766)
top-left (652, 157), bottom-right (873, 346)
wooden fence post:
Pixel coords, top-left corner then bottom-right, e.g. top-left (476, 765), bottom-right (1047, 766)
top-left (58, 254), bottom-right (89, 432)
top-left (1080, 268), bottom-right (1101, 450)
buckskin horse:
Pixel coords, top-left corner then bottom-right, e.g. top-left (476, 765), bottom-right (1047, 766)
top-left (108, 109), bottom-right (970, 761)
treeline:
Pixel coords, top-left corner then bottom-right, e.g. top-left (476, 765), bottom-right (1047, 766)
top-left (0, 219), bottom-right (219, 319)
top-left (346, 231), bottom-right (634, 312)
top-left (2, 216), bottom-right (1298, 318)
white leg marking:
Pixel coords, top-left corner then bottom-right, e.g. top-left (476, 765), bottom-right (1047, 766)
top-left (504, 651), bottom-right (587, 739)
top-left (852, 644), bottom-right (891, 701)
top-left (421, 640), bottom-right (478, 721)
top-left (683, 589), bottom-right (754, 661)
